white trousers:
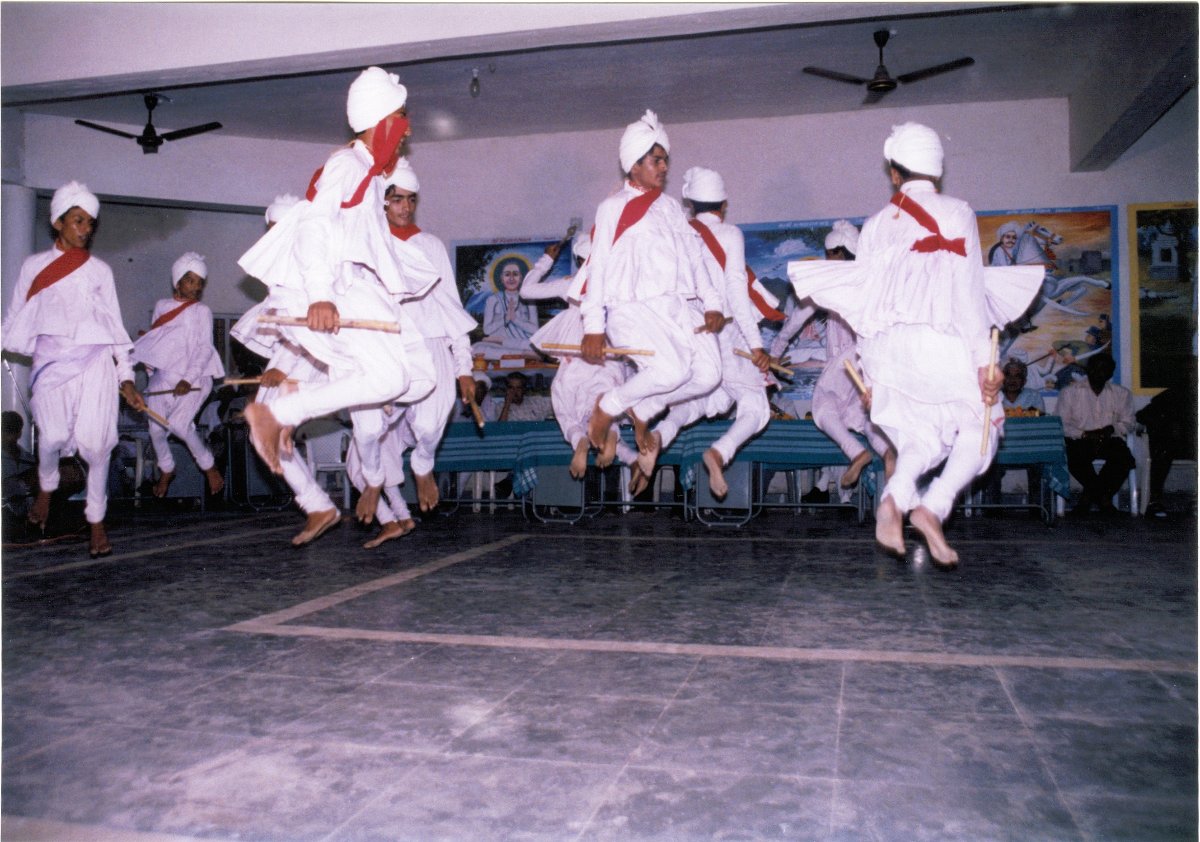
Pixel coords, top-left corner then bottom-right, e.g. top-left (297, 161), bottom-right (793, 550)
top-left (402, 337), bottom-right (457, 477)
top-left (599, 296), bottom-right (720, 423)
top-left (30, 349), bottom-right (119, 523)
top-left (146, 372), bottom-right (215, 472)
top-left (258, 349), bottom-right (334, 515)
top-left (551, 356), bottom-right (626, 450)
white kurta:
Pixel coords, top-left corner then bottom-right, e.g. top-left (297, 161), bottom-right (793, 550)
top-left (788, 181), bottom-right (1041, 519)
top-left (581, 184), bottom-right (724, 422)
top-left (3, 249), bottom-right (135, 523)
top-left (133, 298), bottom-right (226, 473)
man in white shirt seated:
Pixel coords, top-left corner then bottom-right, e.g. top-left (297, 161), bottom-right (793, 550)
top-left (497, 372), bottom-right (551, 422)
top-left (1056, 353), bottom-right (1135, 518)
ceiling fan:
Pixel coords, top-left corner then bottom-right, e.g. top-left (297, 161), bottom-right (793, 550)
top-left (803, 29), bottom-right (975, 105)
top-left (74, 93), bottom-right (223, 154)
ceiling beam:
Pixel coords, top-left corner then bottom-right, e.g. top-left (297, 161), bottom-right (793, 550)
top-left (1068, 5), bottom-right (1197, 172)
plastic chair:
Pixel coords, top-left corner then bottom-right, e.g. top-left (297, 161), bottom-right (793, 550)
top-left (297, 419), bottom-right (352, 510)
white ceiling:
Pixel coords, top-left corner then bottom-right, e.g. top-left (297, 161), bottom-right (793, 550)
top-left (3, 3), bottom-right (1195, 168)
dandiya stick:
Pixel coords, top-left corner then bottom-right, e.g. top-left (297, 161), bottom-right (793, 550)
top-left (981, 327), bottom-right (1000, 456)
top-left (734, 348), bottom-right (794, 377)
top-left (257, 314), bottom-right (401, 334)
top-left (540, 343), bottom-right (655, 357)
top-left (843, 360), bottom-right (869, 395)
top-left (141, 406), bottom-right (171, 429)
top-left (467, 398), bottom-right (486, 429)
top-left (223, 377), bottom-right (298, 386)
top-left (144, 387), bottom-right (200, 397)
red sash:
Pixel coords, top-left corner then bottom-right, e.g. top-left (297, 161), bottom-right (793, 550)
top-left (26, 248), bottom-right (89, 301)
top-left (305, 115), bottom-right (410, 210)
top-left (389, 223), bottom-right (421, 241)
top-left (148, 298), bottom-right (199, 330)
top-left (690, 219), bottom-right (786, 321)
top-left (612, 188), bottom-right (661, 245)
top-left (890, 192), bottom-right (966, 257)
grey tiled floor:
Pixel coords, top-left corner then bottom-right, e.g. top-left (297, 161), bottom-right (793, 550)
top-left (2, 502), bottom-right (1195, 841)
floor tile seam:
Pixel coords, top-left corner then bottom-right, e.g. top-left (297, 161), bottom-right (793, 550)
top-left (0, 815), bottom-right (218, 842)
top-left (313, 748), bottom-right (436, 842)
top-left (220, 533), bottom-right (531, 629)
top-left (1, 524), bottom-right (301, 581)
top-left (216, 623), bottom-right (1199, 675)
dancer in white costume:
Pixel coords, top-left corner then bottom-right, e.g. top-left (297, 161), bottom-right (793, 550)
top-left (2, 181), bottom-right (146, 558)
top-left (771, 221), bottom-right (894, 493)
top-left (350, 159), bottom-right (479, 548)
top-left (675, 166), bottom-right (779, 499)
top-left (787, 123), bottom-right (1041, 566)
top-left (238, 67), bottom-right (439, 527)
top-left (580, 110), bottom-right (726, 483)
top-left (525, 231), bottom-right (640, 479)
top-left (233, 194), bottom-right (344, 547)
top-left (133, 252), bottom-right (226, 498)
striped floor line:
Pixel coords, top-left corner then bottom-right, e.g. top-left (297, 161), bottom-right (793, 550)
top-left (223, 534), bottom-right (1195, 675)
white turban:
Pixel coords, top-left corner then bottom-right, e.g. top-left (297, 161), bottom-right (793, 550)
top-left (681, 167), bottom-right (726, 203)
top-left (883, 121), bottom-right (944, 178)
top-left (571, 229), bottom-right (592, 261)
top-left (171, 252), bottom-right (207, 286)
top-left (472, 371), bottom-right (493, 388)
top-left (346, 67), bottom-right (408, 133)
top-left (997, 221), bottom-right (1022, 239)
top-left (824, 219), bottom-right (860, 254)
top-left (385, 157), bottom-right (420, 194)
top-left (50, 180), bottom-right (99, 223)
top-left (265, 193), bottom-right (299, 225)
top-left (619, 110), bottom-right (670, 174)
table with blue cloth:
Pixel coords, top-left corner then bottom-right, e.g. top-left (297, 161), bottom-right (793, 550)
top-left (976, 414), bottom-right (1071, 522)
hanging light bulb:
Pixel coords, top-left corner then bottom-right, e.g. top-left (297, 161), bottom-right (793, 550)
top-left (469, 68), bottom-right (480, 98)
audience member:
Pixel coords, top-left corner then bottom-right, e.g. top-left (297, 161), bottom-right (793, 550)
top-left (497, 372), bottom-right (551, 422)
top-left (1135, 359), bottom-right (1197, 518)
top-left (1057, 353), bottom-right (1135, 518)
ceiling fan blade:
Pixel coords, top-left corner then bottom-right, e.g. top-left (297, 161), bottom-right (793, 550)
top-left (802, 67), bottom-right (871, 86)
top-left (896, 57), bottom-right (975, 85)
top-left (75, 119), bottom-right (137, 140)
top-left (160, 122), bottom-right (223, 142)
top-left (862, 89), bottom-right (891, 106)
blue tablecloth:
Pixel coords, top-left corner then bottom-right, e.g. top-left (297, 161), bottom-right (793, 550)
top-left (993, 415), bottom-right (1071, 498)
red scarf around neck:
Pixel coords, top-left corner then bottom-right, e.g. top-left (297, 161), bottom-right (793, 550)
top-left (890, 192), bottom-right (966, 256)
top-left (149, 297), bottom-right (199, 330)
top-left (612, 187), bottom-right (662, 245)
top-left (26, 246), bottom-right (89, 301)
top-left (389, 223), bottom-right (421, 241)
top-left (306, 115), bottom-right (410, 210)
top-left (689, 218), bottom-right (786, 321)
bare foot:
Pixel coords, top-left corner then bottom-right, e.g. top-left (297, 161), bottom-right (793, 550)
top-left (28, 490), bottom-right (52, 528)
top-left (204, 467), bottom-right (225, 496)
top-left (89, 522), bottom-right (112, 558)
top-left (874, 495), bottom-right (906, 556)
top-left (911, 505), bottom-right (959, 568)
top-left (291, 508), bottom-right (340, 547)
top-left (883, 449), bottom-right (897, 480)
top-left (414, 472), bottom-right (439, 511)
top-left (243, 403), bottom-right (285, 474)
top-left (356, 484), bottom-right (383, 524)
top-left (153, 470), bottom-right (176, 498)
top-left (596, 427), bottom-right (619, 470)
top-left (636, 430), bottom-right (661, 478)
top-left (627, 462), bottom-right (650, 497)
top-left (840, 451), bottom-right (872, 488)
top-left (630, 409), bottom-right (651, 454)
top-left (587, 398), bottom-right (615, 449)
top-left (363, 520), bottom-right (404, 549)
top-left (703, 447), bottom-right (728, 500)
top-left (569, 438), bottom-right (590, 479)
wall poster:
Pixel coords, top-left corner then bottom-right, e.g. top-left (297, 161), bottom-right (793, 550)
top-left (1127, 201), bottom-right (1196, 393)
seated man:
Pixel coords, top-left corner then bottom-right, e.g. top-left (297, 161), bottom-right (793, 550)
top-left (497, 372), bottom-right (551, 422)
top-left (1000, 358), bottom-right (1045, 416)
top-left (1056, 353), bottom-right (1135, 518)
top-left (1135, 358), bottom-right (1197, 518)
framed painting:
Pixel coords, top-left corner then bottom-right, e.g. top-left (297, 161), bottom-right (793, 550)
top-left (1127, 201), bottom-right (1196, 393)
top-left (976, 206), bottom-right (1117, 393)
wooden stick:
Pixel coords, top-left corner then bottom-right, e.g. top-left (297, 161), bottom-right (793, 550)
top-left (843, 360), bottom-right (869, 395)
top-left (467, 398), bottom-right (486, 429)
top-left (257, 314), bottom-right (401, 333)
top-left (540, 343), bottom-right (655, 357)
top-left (733, 348), bottom-right (794, 377)
top-left (694, 316), bottom-right (733, 334)
top-left (222, 377), bottom-right (298, 386)
top-left (144, 387), bottom-right (200, 397)
top-left (981, 327), bottom-right (1000, 456)
top-left (141, 406), bottom-right (171, 429)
